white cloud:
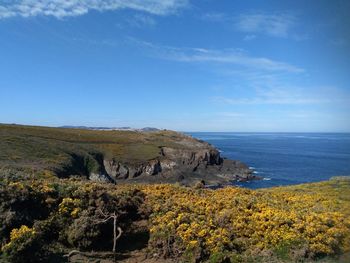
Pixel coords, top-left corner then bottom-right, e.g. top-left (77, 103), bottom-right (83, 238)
top-left (202, 11), bottom-right (297, 38)
top-left (115, 14), bottom-right (156, 28)
top-left (243, 34), bottom-right (256, 41)
top-left (236, 12), bottom-right (296, 37)
top-left (211, 86), bottom-right (348, 105)
top-left (212, 96), bottom-right (327, 105)
top-left (127, 14), bottom-right (156, 27)
top-left (0, 0), bottom-right (189, 19)
top-left (201, 12), bottom-right (226, 22)
top-left (131, 39), bottom-right (304, 73)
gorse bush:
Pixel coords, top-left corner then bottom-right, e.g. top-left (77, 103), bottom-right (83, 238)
top-left (143, 179), bottom-right (350, 262)
top-left (0, 176), bottom-right (349, 262)
top-left (1, 225), bottom-right (42, 263)
top-left (0, 178), bottom-right (145, 262)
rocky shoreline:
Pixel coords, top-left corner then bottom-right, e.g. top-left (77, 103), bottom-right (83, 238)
top-left (87, 134), bottom-right (261, 186)
top-left (0, 124), bottom-right (260, 186)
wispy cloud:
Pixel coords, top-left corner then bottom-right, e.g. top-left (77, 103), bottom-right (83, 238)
top-left (202, 11), bottom-right (297, 38)
top-left (131, 39), bottom-right (304, 73)
top-left (212, 96), bottom-right (327, 105)
top-left (0, 0), bottom-right (189, 19)
top-left (212, 86), bottom-right (348, 105)
top-left (201, 12), bottom-right (226, 22)
top-left (115, 14), bottom-right (157, 28)
top-left (236, 12), bottom-right (296, 38)
top-left (243, 34), bottom-right (256, 41)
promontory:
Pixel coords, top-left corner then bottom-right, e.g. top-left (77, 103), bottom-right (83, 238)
top-left (0, 124), bottom-right (258, 185)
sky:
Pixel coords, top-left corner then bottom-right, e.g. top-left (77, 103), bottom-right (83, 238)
top-left (0, 0), bottom-right (349, 132)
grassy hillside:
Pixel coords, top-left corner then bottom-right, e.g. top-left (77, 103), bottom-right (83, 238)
top-left (1, 124), bottom-right (349, 262)
top-left (0, 175), bottom-right (349, 262)
top-left (0, 124), bottom-right (198, 177)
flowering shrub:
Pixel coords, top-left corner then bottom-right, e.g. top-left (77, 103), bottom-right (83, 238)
top-left (143, 179), bottom-right (350, 262)
top-left (0, 177), bottom-right (349, 262)
top-left (2, 225), bottom-right (36, 251)
top-left (1, 225), bottom-right (39, 263)
top-left (58, 197), bottom-right (81, 218)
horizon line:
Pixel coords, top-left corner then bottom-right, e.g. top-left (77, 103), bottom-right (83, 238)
top-left (1, 123), bottom-right (350, 134)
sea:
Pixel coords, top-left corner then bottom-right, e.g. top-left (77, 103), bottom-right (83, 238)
top-left (188, 133), bottom-right (350, 189)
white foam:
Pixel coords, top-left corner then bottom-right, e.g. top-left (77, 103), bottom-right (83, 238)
top-left (263, 178), bottom-right (272, 181)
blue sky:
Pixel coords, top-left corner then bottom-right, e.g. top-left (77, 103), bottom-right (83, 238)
top-left (0, 0), bottom-right (349, 132)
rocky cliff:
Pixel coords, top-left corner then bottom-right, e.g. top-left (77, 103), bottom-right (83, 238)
top-left (0, 124), bottom-right (259, 186)
top-left (90, 134), bottom-right (258, 185)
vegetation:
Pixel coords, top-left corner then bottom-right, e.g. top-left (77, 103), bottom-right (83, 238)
top-left (0, 124), bottom-right (194, 179)
top-left (0, 175), bottom-right (349, 262)
top-left (145, 177), bottom-right (350, 262)
top-left (1, 123), bottom-right (349, 262)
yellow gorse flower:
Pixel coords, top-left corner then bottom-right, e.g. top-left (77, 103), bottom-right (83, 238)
top-left (58, 197), bottom-right (81, 218)
top-left (2, 225), bottom-right (36, 251)
top-left (143, 179), bottom-right (350, 257)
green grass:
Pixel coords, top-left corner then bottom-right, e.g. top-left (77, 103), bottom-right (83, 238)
top-left (0, 124), bottom-right (196, 177)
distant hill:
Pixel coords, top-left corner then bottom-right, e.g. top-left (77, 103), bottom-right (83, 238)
top-left (59, 125), bottom-right (160, 132)
top-left (140, 127), bottom-right (160, 132)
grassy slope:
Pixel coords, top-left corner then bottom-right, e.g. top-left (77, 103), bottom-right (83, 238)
top-left (0, 124), bottom-right (196, 175)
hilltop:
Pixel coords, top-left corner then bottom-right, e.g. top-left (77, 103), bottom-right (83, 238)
top-left (59, 125), bottom-right (160, 132)
top-left (0, 124), bottom-right (256, 185)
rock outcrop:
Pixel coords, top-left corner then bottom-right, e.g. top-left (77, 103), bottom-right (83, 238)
top-left (91, 134), bottom-right (259, 186)
top-left (0, 124), bottom-right (259, 186)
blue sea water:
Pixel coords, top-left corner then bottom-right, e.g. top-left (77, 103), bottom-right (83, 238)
top-left (189, 133), bottom-right (350, 189)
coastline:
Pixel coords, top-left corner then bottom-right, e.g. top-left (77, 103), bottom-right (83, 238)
top-left (189, 132), bottom-right (350, 189)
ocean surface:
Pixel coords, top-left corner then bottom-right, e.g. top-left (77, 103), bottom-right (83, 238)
top-left (188, 133), bottom-right (350, 189)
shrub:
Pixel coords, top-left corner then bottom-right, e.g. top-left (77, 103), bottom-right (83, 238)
top-left (1, 225), bottom-right (42, 263)
top-left (0, 177), bottom-right (349, 262)
top-left (66, 210), bottom-right (103, 250)
top-left (143, 182), bottom-right (350, 262)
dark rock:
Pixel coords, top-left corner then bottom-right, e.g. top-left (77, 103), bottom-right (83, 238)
top-left (54, 131), bottom-right (259, 186)
top-left (99, 135), bottom-right (259, 186)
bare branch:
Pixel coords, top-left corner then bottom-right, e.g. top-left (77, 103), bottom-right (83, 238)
top-left (93, 216), bottom-right (114, 224)
top-left (63, 250), bottom-right (81, 258)
top-left (92, 209), bottom-right (124, 255)
top-left (97, 208), bottom-right (109, 218)
top-left (116, 227), bottom-right (123, 240)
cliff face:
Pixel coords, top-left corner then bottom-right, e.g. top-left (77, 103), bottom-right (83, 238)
top-left (0, 124), bottom-right (258, 186)
top-left (102, 146), bottom-right (220, 179)
top-left (92, 135), bottom-right (257, 185)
